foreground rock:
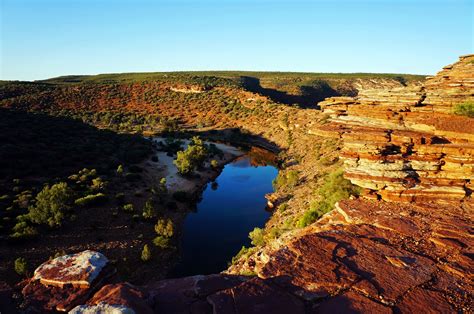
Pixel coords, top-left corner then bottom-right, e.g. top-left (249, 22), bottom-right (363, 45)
top-left (21, 250), bottom-right (115, 312)
top-left (228, 199), bottom-right (473, 312)
top-left (70, 283), bottom-right (153, 314)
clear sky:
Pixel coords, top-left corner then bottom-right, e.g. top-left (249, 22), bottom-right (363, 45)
top-left (1, 0), bottom-right (472, 81)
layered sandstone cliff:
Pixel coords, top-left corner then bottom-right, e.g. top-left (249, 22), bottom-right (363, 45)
top-left (317, 54), bottom-right (474, 203)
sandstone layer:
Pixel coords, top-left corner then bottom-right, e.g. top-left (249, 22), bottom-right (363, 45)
top-left (317, 54), bottom-right (474, 203)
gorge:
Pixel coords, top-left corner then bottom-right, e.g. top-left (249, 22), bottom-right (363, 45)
top-left (0, 55), bottom-right (472, 313)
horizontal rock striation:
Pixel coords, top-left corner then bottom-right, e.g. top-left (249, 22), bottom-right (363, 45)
top-left (318, 54), bottom-right (474, 203)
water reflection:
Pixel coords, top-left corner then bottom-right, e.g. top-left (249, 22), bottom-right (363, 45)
top-left (172, 150), bottom-right (278, 277)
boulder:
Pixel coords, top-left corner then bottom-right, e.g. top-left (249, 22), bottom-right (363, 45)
top-left (33, 250), bottom-right (109, 288)
top-left (21, 250), bottom-right (115, 312)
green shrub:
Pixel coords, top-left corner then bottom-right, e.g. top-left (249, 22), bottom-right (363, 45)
top-left (90, 177), bottom-right (107, 191)
top-left (142, 199), bottom-right (156, 219)
top-left (10, 221), bottom-right (38, 239)
top-left (174, 136), bottom-right (208, 175)
top-left (230, 246), bottom-right (256, 266)
top-left (141, 244), bottom-right (152, 262)
top-left (123, 203), bottom-right (134, 212)
top-left (210, 159), bottom-right (219, 168)
top-left (249, 227), bottom-right (265, 246)
top-left (453, 102), bottom-right (474, 117)
top-left (74, 193), bottom-right (107, 206)
top-left (279, 203), bottom-right (288, 212)
top-left (116, 164), bottom-right (124, 175)
top-left (297, 169), bottom-right (360, 228)
top-left (272, 170), bottom-right (299, 191)
top-left (155, 218), bottom-right (174, 237)
top-left (28, 182), bottom-right (72, 228)
top-left (14, 257), bottom-right (28, 276)
top-left (153, 236), bottom-right (172, 249)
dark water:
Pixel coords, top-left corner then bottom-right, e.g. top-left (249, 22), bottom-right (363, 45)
top-left (172, 153), bottom-right (278, 276)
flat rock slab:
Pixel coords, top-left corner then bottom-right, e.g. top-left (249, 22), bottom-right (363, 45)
top-left (207, 277), bottom-right (306, 314)
top-left (70, 283), bottom-right (153, 314)
top-left (22, 262), bottom-right (116, 312)
top-left (147, 274), bottom-right (247, 313)
top-left (33, 250), bottom-right (108, 288)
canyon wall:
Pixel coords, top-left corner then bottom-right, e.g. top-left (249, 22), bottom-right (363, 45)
top-left (317, 54), bottom-right (474, 203)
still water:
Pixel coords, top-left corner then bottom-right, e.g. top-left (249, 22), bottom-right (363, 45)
top-left (173, 152), bottom-right (278, 276)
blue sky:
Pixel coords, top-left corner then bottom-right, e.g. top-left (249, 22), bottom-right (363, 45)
top-left (1, 0), bottom-right (472, 81)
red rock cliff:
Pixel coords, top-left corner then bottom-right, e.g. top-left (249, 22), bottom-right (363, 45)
top-left (318, 54), bottom-right (474, 203)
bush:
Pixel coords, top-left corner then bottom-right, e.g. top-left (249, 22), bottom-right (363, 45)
top-left (249, 227), bottom-right (265, 246)
top-left (141, 244), bottom-right (152, 262)
top-left (116, 164), bottom-right (124, 175)
top-left (453, 102), bottom-right (474, 117)
top-left (123, 203), bottom-right (134, 212)
top-left (28, 182), bottom-right (72, 228)
top-left (90, 177), bottom-right (107, 191)
top-left (174, 136), bottom-right (208, 175)
top-left (272, 170), bottom-right (299, 191)
top-left (14, 257), bottom-right (28, 276)
top-left (142, 199), bottom-right (156, 219)
top-left (297, 169), bottom-right (360, 228)
top-left (155, 218), bottom-right (174, 237)
top-left (174, 151), bottom-right (194, 175)
top-left (230, 246), bottom-right (256, 266)
top-left (74, 193), bottom-right (107, 206)
top-left (10, 221), bottom-right (38, 239)
top-left (210, 159), bottom-right (219, 168)
top-left (153, 236), bottom-right (172, 249)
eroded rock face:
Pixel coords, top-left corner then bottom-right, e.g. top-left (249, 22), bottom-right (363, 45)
top-left (317, 54), bottom-right (474, 203)
top-left (229, 199), bottom-right (473, 312)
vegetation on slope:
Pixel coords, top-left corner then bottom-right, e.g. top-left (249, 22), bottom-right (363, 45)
top-left (454, 102), bottom-right (474, 117)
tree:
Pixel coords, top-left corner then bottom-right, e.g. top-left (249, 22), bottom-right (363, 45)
top-left (155, 218), bottom-right (174, 238)
top-left (173, 136), bottom-right (208, 175)
top-left (249, 227), bottom-right (265, 246)
top-left (142, 199), bottom-right (156, 219)
top-left (28, 182), bottom-right (72, 228)
top-left (141, 244), bottom-right (152, 262)
top-left (14, 257), bottom-right (28, 276)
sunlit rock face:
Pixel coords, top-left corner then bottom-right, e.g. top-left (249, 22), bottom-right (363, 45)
top-left (21, 250), bottom-right (115, 312)
top-left (33, 250), bottom-right (109, 288)
top-left (318, 54), bottom-right (474, 203)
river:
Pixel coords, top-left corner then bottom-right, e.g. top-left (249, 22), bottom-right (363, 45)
top-left (172, 152), bottom-right (278, 276)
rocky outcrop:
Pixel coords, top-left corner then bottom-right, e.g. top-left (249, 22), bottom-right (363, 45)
top-left (21, 250), bottom-right (116, 312)
top-left (70, 283), bottom-right (153, 314)
top-left (33, 250), bottom-right (109, 288)
top-left (317, 54), bottom-right (474, 203)
top-left (228, 199), bottom-right (473, 312)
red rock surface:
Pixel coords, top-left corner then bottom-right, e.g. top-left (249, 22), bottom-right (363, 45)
top-left (70, 283), bottom-right (153, 314)
top-left (20, 251), bottom-right (115, 312)
top-left (229, 199), bottom-right (472, 312)
top-left (317, 54), bottom-right (474, 203)
top-left (33, 250), bottom-right (109, 288)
